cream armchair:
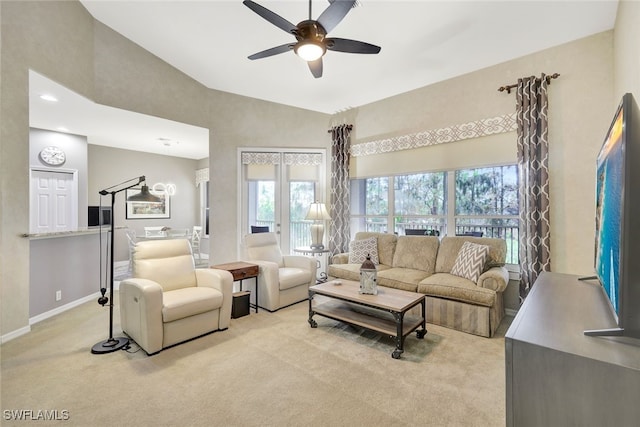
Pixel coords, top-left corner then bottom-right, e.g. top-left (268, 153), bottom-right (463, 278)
top-left (119, 239), bottom-right (233, 355)
top-left (242, 232), bottom-right (317, 312)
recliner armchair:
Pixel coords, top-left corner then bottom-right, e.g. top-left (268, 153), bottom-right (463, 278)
top-left (119, 239), bottom-right (233, 355)
top-left (242, 232), bottom-right (317, 312)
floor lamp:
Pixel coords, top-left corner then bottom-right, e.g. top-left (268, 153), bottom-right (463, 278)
top-left (91, 175), bottom-right (161, 354)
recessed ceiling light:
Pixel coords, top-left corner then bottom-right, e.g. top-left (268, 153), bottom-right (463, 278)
top-left (157, 137), bottom-right (179, 147)
top-left (39, 94), bottom-right (58, 102)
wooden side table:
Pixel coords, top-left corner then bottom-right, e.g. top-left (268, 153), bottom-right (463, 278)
top-left (211, 261), bottom-right (259, 313)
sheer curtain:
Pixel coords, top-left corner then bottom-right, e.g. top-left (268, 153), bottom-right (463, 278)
top-left (328, 124), bottom-right (352, 256)
top-left (516, 75), bottom-right (551, 302)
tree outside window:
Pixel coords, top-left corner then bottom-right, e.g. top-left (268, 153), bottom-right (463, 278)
top-left (350, 164), bottom-right (519, 264)
top-left (455, 166), bottom-right (519, 264)
top-left (394, 172), bottom-right (446, 235)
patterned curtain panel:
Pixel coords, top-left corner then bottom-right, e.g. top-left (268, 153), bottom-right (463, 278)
top-left (516, 75), bottom-right (551, 302)
top-left (328, 124), bottom-right (353, 256)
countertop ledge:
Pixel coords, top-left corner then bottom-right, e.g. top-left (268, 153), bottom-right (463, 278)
top-left (23, 226), bottom-right (126, 239)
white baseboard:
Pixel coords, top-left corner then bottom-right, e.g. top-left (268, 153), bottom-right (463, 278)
top-left (1, 287), bottom-right (124, 344)
top-left (28, 291), bottom-right (102, 326)
top-left (1, 325), bottom-right (31, 344)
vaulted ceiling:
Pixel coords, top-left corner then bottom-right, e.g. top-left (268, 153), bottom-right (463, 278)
top-left (30, 1), bottom-right (619, 159)
top-left (80, 0), bottom-right (618, 113)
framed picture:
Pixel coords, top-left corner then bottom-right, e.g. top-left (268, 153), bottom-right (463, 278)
top-left (125, 188), bottom-right (170, 219)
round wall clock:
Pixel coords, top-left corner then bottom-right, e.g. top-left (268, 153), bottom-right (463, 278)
top-left (40, 146), bottom-right (66, 165)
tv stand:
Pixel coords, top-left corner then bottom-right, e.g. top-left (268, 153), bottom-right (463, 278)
top-left (505, 272), bottom-right (640, 426)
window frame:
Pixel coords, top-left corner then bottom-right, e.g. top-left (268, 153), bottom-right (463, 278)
top-left (350, 163), bottom-right (519, 266)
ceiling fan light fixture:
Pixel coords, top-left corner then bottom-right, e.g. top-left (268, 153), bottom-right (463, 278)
top-left (244, 0), bottom-right (378, 76)
top-left (294, 40), bottom-right (325, 62)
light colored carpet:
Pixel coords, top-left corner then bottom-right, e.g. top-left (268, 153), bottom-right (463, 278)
top-left (1, 293), bottom-right (510, 426)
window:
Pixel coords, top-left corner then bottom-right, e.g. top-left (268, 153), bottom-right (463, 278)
top-left (350, 164), bottom-right (519, 264)
top-left (350, 177), bottom-right (389, 233)
top-left (455, 166), bottom-right (519, 264)
top-left (241, 149), bottom-right (326, 253)
top-left (394, 172), bottom-right (446, 235)
top-left (289, 181), bottom-right (316, 249)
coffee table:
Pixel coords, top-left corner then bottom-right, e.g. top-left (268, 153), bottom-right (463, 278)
top-left (308, 280), bottom-right (427, 359)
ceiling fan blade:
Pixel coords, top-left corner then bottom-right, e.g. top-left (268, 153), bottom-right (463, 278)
top-left (248, 43), bottom-right (295, 60)
top-left (317, 0), bottom-right (356, 34)
top-left (243, 0), bottom-right (297, 34)
top-left (308, 58), bottom-right (323, 78)
top-left (326, 37), bottom-right (381, 54)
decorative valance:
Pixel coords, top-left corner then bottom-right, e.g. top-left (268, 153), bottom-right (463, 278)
top-left (283, 152), bottom-right (322, 166)
top-left (195, 168), bottom-right (209, 186)
top-left (241, 152), bottom-right (281, 165)
top-left (241, 151), bottom-right (322, 166)
top-left (351, 114), bottom-right (517, 157)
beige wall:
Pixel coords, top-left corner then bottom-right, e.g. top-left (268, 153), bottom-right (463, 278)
top-left (614, 0), bottom-right (640, 102)
top-left (1, 1), bottom-right (96, 337)
top-left (339, 31), bottom-right (614, 280)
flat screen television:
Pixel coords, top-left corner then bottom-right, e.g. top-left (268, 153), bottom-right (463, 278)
top-left (88, 206), bottom-right (112, 227)
top-left (585, 93), bottom-right (640, 339)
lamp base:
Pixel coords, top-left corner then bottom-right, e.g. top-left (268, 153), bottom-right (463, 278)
top-left (91, 337), bottom-right (129, 354)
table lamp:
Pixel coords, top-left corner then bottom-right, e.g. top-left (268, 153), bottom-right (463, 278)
top-left (305, 202), bottom-right (330, 249)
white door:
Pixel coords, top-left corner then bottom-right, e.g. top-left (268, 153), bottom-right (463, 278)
top-left (240, 150), bottom-right (326, 254)
top-left (30, 169), bottom-right (77, 233)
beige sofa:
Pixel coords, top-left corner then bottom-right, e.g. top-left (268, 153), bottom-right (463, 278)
top-left (328, 232), bottom-right (509, 337)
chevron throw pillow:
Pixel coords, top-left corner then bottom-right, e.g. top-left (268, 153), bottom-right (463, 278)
top-left (450, 241), bottom-right (490, 283)
top-left (349, 237), bottom-right (379, 264)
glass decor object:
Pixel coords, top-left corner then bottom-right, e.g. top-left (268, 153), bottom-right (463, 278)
top-left (359, 254), bottom-right (378, 295)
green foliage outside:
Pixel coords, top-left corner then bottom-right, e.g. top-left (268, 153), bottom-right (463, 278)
top-left (455, 166), bottom-right (518, 216)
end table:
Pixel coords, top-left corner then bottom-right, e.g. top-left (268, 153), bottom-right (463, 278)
top-left (293, 247), bottom-right (330, 283)
top-left (211, 261), bottom-right (259, 313)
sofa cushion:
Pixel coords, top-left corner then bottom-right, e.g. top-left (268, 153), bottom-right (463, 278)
top-left (279, 267), bottom-right (312, 290)
top-left (348, 237), bottom-right (379, 264)
top-left (418, 273), bottom-right (496, 307)
top-left (435, 236), bottom-right (507, 273)
top-left (162, 287), bottom-right (223, 322)
top-left (328, 263), bottom-right (392, 282)
top-left (450, 241), bottom-right (490, 283)
top-left (355, 232), bottom-right (397, 266)
top-left (377, 268), bottom-right (429, 292)
top-left (391, 236), bottom-right (439, 274)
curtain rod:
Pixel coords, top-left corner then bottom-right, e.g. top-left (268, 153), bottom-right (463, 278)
top-left (327, 124), bottom-right (353, 133)
top-left (498, 73), bottom-right (560, 94)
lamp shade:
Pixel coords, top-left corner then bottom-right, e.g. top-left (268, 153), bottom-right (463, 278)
top-left (305, 202), bottom-right (330, 221)
top-left (126, 185), bottom-right (162, 203)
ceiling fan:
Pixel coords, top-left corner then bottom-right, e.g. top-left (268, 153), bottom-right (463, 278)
top-left (243, 0), bottom-right (381, 78)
